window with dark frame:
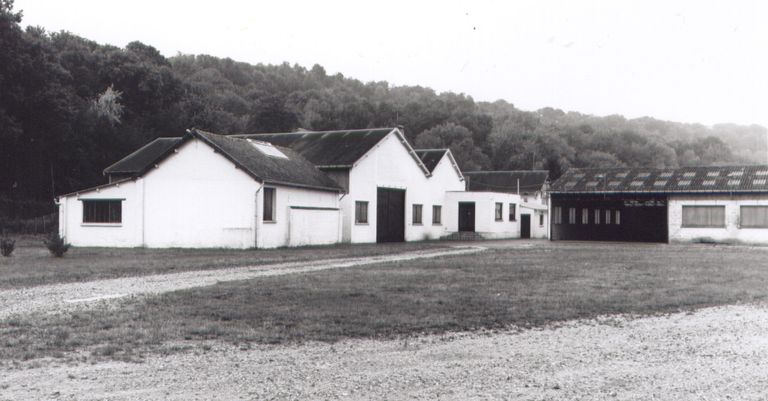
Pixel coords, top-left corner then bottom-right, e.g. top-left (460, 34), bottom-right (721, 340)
top-left (682, 205), bottom-right (725, 228)
top-left (263, 187), bottom-right (275, 222)
top-left (740, 206), bottom-right (768, 228)
top-left (605, 209), bottom-right (611, 225)
top-left (568, 207), bottom-right (576, 224)
top-left (581, 208), bottom-right (589, 224)
top-left (508, 203), bottom-right (516, 221)
top-left (413, 204), bottom-right (423, 224)
top-left (539, 213), bottom-right (544, 226)
top-left (495, 203), bottom-right (503, 221)
top-left (594, 208), bottom-right (600, 224)
top-left (432, 205), bottom-right (442, 225)
top-left (355, 201), bottom-right (368, 224)
top-left (615, 209), bottom-right (621, 225)
top-left (554, 206), bottom-right (562, 224)
top-left (82, 200), bottom-right (122, 223)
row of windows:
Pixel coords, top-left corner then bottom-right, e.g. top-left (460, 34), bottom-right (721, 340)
top-left (552, 207), bottom-right (621, 226)
top-left (682, 205), bottom-right (768, 228)
top-left (354, 202), bottom-right (443, 225)
top-left (494, 203), bottom-right (517, 222)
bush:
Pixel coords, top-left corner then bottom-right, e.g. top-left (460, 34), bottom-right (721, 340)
top-left (44, 233), bottom-right (70, 257)
top-left (0, 238), bottom-right (14, 257)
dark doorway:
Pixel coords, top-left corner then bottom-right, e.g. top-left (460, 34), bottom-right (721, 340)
top-left (520, 214), bottom-right (531, 238)
top-left (376, 187), bottom-right (405, 242)
top-left (458, 202), bottom-right (475, 232)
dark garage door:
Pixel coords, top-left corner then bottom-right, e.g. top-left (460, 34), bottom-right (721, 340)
top-left (377, 187), bottom-right (405, 242)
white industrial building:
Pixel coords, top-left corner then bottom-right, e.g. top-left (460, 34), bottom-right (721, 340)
top-left (58, 127), bottom-right (546, 248)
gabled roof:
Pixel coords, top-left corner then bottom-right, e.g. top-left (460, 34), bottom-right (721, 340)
top-left (235, 127), bottom-right (431, 175)
top-left (192, 129), bottom-right (343, 192)
top-left (414, 148), bottom-right (464, 180)
top-left (414, 149), bottom-right (447, 172)
top-left (464, 170), bottom-right (549, 194)
top-left (550, 165), bottom-right (768, 194)
top-left (103, 137), bottom-right (182, 175)
top-left (62, 129), bottom-right (343, 197)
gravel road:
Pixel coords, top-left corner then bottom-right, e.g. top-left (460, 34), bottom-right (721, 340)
top-left (3, 303), bottom-right (768, 400)
top-left (0, 245), bottom-right (485, 319)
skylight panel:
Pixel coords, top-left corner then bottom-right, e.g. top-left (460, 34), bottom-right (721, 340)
top-left (636, 172), bottom-right (651, 178)
top-left (615, 172), bottom-right (629, 178)
top-left (683, 172), bottom-right (696, 178)
top-left (706, 171), bottom-right (720, 177)
top-left (678, 180), bottom-right (691, 186)
top-left (753, 179), bottom-right (767, 186)
top-left (653, 180), bottom-right (667, 187)
top-left (572, 173), bottom-right (585, 179)
top-left (703, 180), bottom-right (716, 186)
top-left (608, 181), bottom-right (621, 187)
top-left (756, 170), bottom-right (768, 176)
top-left (629, 180), bottom-right (644, 187)
top-left (727, 171), bottom-right (744, 177)
top-left (585, 181), bottom-right (599, 187)
top-left (660, 172), bottom-right (673, 178)
top-left (564, 181), bottom-right (578, 188)
top-left (248, 139), bottom-right (288, 159)
top-left (727, 179), bottom-right (741, 186)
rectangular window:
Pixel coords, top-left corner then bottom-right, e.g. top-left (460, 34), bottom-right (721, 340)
top-left (581, 208), bottom-right (589, 224)
top-left (540, 213), bottom-right (544, 226)
top-left (413, 204), bottom-right (423, 224)
top-left (615, 210), bottom-right (621, 225)
top-left (509, 203), bottom-right (516, 221)
top-left (682, 205), bottom-right (725, 228)
top-left (82, 200), bottom-right (122, 223)
top-left (432, 205), bottom-right (442, 225)
top-left (495, 203), bottom-right (503, 221)
top-left (740, 206), bottom-right (768, 228)
top-left (554, 206), bottom-right (562, 224)
top-left (263, 187), bottom-right (275, 221)
top-left (355, 201), bottom-right (368, 224)
top-left (568, 207), bottom-right (576, 224)
top-left (605, 209), bottom-right (611, 225)
top-left (594, 209), bottom-right (600, 224)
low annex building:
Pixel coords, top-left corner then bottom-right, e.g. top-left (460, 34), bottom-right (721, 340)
top-left (59, 127), bottom-right (545, 248)
top-left (549, 165), bottom-right (768, 244)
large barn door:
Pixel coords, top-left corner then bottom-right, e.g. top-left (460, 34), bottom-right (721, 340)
top-left (376, 188), bottom-right (405, 242)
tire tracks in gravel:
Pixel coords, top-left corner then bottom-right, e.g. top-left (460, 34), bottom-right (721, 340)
top-left (0, 245), bottom-right (486, 319)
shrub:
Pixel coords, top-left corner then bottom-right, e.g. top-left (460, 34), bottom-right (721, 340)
top-left (0, 238), bottom-right (14, 257)
top-left (44, 233), bottom-right (70, 257)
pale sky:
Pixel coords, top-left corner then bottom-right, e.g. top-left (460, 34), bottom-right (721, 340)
top-left (14, 0), bottom-right (768, 128)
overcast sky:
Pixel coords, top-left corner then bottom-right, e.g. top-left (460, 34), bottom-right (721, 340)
top-left (14, 0), bottom-right (768, 128)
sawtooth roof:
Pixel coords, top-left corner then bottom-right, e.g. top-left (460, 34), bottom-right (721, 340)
top-left (464, 170), bottom-right (549, 194)
top-left (550, 165), bottom-right (768, 194)
top-left (103, 137), bottom-right (182, 175)
top-left (235, 128), bottom-right (397, 168)
top-left (414, 149), bottom-right (448, 173)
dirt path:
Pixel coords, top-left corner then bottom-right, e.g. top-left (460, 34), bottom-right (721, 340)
top-left (3, 303), bottom-right (768, 400)
top-left (0, 245), bottom-right (485, 319)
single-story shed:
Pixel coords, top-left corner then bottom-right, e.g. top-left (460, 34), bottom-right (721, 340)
top-left (549, 165), bottom-right (768, 244)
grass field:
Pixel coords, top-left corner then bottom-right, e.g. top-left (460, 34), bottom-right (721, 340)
top-left (2, 241), bottom-right (768, 363)
top-left (0, 236), bottom-right (446, 289)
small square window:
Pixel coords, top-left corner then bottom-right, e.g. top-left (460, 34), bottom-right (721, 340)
top-left (413, 204), bottom-right (423, 225)
top-left (355, 201), bottom-right (369, 224)
top-left (432, 205), bottom-right (442, 225)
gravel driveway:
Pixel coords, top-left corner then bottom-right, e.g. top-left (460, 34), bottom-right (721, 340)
top-left (0, 245), bottom-right (485, 319)
top-left (3, 303), bottom-right (767, 400)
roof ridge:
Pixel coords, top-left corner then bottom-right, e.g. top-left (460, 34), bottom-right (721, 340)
top-left (235, 127), bottom-right (397, 137)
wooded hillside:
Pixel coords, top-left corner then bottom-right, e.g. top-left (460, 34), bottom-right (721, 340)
top-left (1, 0), bottom-right (765, 219)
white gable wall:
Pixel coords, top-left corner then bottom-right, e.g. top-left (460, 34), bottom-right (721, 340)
top-left (343, 132), bottom-right (464, 243)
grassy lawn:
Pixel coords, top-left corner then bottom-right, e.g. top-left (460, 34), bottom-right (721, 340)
top-left (2, 242), bottom-right (768, 363)
top-left (0, 236), bottom-right (446, 289)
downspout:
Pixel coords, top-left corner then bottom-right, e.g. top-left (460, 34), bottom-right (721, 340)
top-left (141, 178), bottom-right (146, 247)
top-left (254, 184), bottom-right (263, 248)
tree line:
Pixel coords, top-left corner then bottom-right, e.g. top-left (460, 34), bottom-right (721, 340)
top-left (1, 0), bottom-right (765, 219)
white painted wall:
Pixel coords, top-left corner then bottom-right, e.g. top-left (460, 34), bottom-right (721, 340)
top-left (59, 138), bottom-right (340, 249)
top-left (343, 131), bottom-right (464, 243)
top-left (445, 191), bottom-right (523, 239)
top-left (288, 207), bottom-right (341, 247)
top-left (668, 194), bottom-right (768, 245)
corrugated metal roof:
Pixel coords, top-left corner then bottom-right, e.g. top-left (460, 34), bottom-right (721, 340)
top-left (464, 170), bottom-right (549, 194)
top-left (103, 137), bottom-right (182, 175)
top-left (236, 128), bottom-right (396, 168)
top-left (550, 165), bottom-right (768, 193)
top-left (414, 149), bottom-right (448, 172)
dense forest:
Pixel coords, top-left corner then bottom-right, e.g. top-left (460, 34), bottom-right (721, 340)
top-left (1, 0), bottom-right (766, 220)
